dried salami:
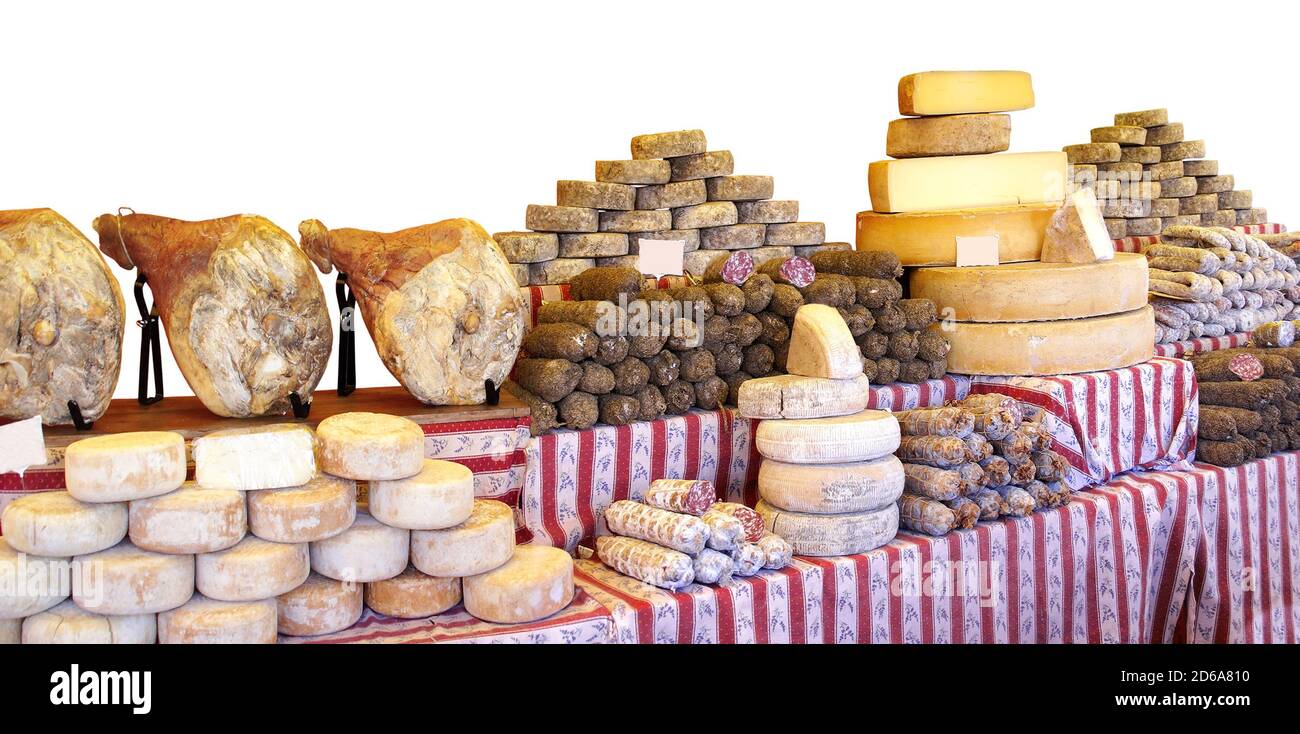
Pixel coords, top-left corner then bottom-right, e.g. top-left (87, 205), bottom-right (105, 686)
top-left (898, 493), bottom-right (958, 536)
top-left (642, 478), bottom-right (717, 516)
top-left (700, 507), bottom-right (745, 552)
top-left (730, 542), bottom-right (766, 577)
top-left (756, 533), bottom-right (794, 570)
top-left (705, 251), bottom-right (756, 285)
top-left (692, 548), bottom-right (734, 585)
top-left (604, 500), bottom-right (709, 554)
top-left (596, 535), bottom-right (695, 590)
top-left (901, 464), bottom-right (963, 500)
top-left (710, 502), bottom-right (765, 543)
top-left (895, 407), bottom-right (975, 437)
top-left (897, 435), bottom-right (968, 467)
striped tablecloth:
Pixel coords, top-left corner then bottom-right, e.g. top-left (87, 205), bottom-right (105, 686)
top-left (1155, 332), bottom-right (1250, 358)
top-left (1112, 223), bottom-right (1287, 254)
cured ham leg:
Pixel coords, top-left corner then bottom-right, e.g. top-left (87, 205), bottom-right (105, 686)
top-left (0, 209), bottom-right (124, 425)
top-left (298, 218), bottom-right (524, 405)
top-left (93, 211), bottom-right (331, 418)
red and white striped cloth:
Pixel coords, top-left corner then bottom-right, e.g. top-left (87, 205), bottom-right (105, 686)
top-left (1154, 332), bottom-right (1250, 358)
top-left (575, 467), bottom-right (1199, 643)
top-left (968, 358), bottom-right (1198, 489)
top-left (1111, 223), bottom-right (1287, 254)
top-left (282, 587), bottom-right (614, 644)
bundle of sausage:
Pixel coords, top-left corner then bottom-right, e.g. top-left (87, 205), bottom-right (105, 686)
top-left (1191, 346), bottom-right (1300, 466)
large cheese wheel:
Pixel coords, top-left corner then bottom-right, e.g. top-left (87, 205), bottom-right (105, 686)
top-left (0, 618), bottom-right (19, 644)
top-left (72, 542), bottom-right (193, 615)
top-left (758, 455), bottom-right (905, 514)
top-left (868, 152), bottom-right (1066, 213)
top-left (365, 566), bottom-right (461, 619)
top-left (463, 545), bottom-right (574, 624)
top-left (941, 306), bottom-right (1155, 376)
top-left (855, 204), bottom-right (1053, 266)
top-left (315, 412), bottom-right (424, 481)
top-left (368, 459), bottom-right (474, 530)
top-left (158, 594), bottom-right (277, 644)
top-left (64, 431), bottom-right (186, 503)
top-left (246, 475), bottom-right (356, 543)
top-left (128, 482), bottom-right (246, 554)
top-left (21, 599), bottom-right (156, 644)
top-left (0, 538), bottom-right (70, 619)
top-left (309, 510), bottom-right (409, 583)
top-left (755, 500), bottom-right (899, 556)
top-left (736, 374), bottom-right (871, 420)
top-left (908, 253), bottom-right (1149, 322)
top-left (192, 423), bottom-right (317, 491)
top-left (755, 410), bottom-right (900, 464)
top-left (2, 490), bottom-right (126, 556)
top-left (196, 536), bottom-right (308, 602)
top-left (276, 572), bottom-right (363, 636)
top-left (410, 500), bottom-right (515, 577)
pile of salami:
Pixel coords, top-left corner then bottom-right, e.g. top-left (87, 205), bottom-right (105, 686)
top-left (1192, 339), bottom-right (1300, 467)
top-left (594, 479), bottom-right (792, 590)
top-left (893, 393), bottom-right (1072, 536)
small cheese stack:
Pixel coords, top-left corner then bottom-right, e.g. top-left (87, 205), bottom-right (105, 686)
top-left (64, 431), bottom-right (186, 503)
top-left (368, 459), bottom-right (474, 530)
top-left (21, 600), bottom-right (156, 644)
top-left (193, 423), bottom-right (316, 491)
top-left (128, 482), bottom-right (246, 554)
top-left (72, 541), bottom-right (193, 615)
top-left (158, 594), bottom-right (278, 644)
top-left (315, 412), bottom-right (425, 481)
top-left (410, 499), bottom-right (515, 578)
top-left (276, 572), bottom-right (364, 637)
top-left (1, 537), bottom-right (70, 619)
top-left (463, 545), bottom-right (574, 624)
top-left (310, 509), bottom-right (409, 583)
top-left (2, 490), bottom-right (127, 556)
top-left (197, 536), bottom-right (309, 602)
top-left (365, 566), bottom-right (462, 619)
top-left (247, 474), bottom-right (357, 544)
top-left (738, 304), bottom-right (872, 419)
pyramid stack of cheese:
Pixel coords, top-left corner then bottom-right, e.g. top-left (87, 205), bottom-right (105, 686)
top-left (494, 129), bottom-right (847, 286)
top-left (738, 305), bottom-right (903, 555)
top-left (594, 478), bottom-right (793, 590)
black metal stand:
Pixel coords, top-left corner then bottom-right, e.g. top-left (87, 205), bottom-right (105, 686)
top-left (134, 274), bottom-right (164, 405)
top-left (288, 392), bottom-right (311, 419)
top-left (336, 273), bottom-right (356, 397)
top-left (66, 400), bottom-right (94, 431)
top-left (484, 379), bottom-right (500, 406)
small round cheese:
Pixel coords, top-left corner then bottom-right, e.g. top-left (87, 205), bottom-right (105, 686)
top-left (315, 412), bottom-right (424, 481)
top-left (309, 510), bottom-right (409, 583)
top-left (129, 482), bottom-right (246, 554)
top-left (247, 475), bottom-right (356, 543)
top-left (463, 545), bottom-right (574, 624)
top-left (158, 594), bottom-right (277, 644)
top-left (21, 600), bottom-right (156, 644)
top-left (410, 500), bottom-right (515, 577)
top-left (365, 566), bottom-right (461, 619)
top-left (192, 423), bottom-right (317, 491)
top-left (72, 542), bottom-right (193, 615)
top-left (64, 431), bottom-right (186, 503)
top-left (2, 490), bottom-right (127, 556)
top-left (0, 618), bottom-right (19, 644)
top-left (0, 538), bottom-right (70, 619)
top-left (277, 572), bottom-right (363, 636)
top-left (369, 459), bottom-right (474, 530)
top-left (196, 536), bottom-right (309, 602)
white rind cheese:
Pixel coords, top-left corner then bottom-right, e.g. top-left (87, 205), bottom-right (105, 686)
top-left (316, 412), bottom-right (425, 481)
top-left (128, 482), bottom-right (246, 554)
top-left (940, 306), bottom-right (1156, 376)
top-left (276, 572), bottom-right (363, 636)
top-left (64, 431), bottom-right (186, 503)
top-left (463, 545), bottom-right (574, 624)
top-left (2, 490), bottom-right (127, 556)
top-left (410, 500), bottom-right (516, 578)
top-left (0, 537), bottom-right (70, 619)
top-left (785, 304), bottom-right (864, 380)
top-left (21, 599), bottom-right (156, 644)
top-left (246, 475), bottom-right (357, 544)
top-left (758, 455), bottom-right (905, 514)
top-left (368, 459), bottom-right (474, 531)
top-left (756, 500), bottom-right (899, 556)
top-left (158, 594), bottom-right (277, 644)
top-left (365, 566), bottom-right (462, 619)
top-left (72, 542), bottom-right (193, 615)
top-left (737, 374), bottom-right (871, 420)
top-left (756, 410), bottom-right (901, 464)
top-left (196, 536), bottom-right (309, 602)
top-left (309, 510), bottom-right (409, 583)
top-left (192, 423), bottom-right (317, 491)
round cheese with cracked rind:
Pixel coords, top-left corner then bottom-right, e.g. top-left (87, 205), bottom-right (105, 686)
top-left (365, 566), bottom-right (461, 619)
top-left (128, 482), bottom-right (246, 554)
top-left (0, 537), bottom-right (70, 619)
top-left (410, 500), bottom-right (515, 577)
top-left (158, 594), bottom-right (277, 644)
top-left (463, 545), bottom-right (573, 624)
top-left (758, 455), bottom-right (905, 514)
top-left (72, 542), bottom-right (193, 615)
top-left (247, 475), bottom-right (356, 544)
top-left (196, 536), bottom-right (308, 602)
top-left (192, 423), bottom-right (316, 491)
top-left (369, 459), bottom-right (474, 530)
top-left (316, 412), bottom-right (424, 481)
top-left (755, 410), bottom-right (900, 464)
top-left (21, 599), bottom-right (155, 644)
top-left (756, 500), bottom-right (899, 556)
top-left (64, 431), bottom-right (186, 503)
top-left (3, 490), bottom-right (127, 556)
top-left (940, 306), bottom-right (1155, 376)
top-left (276, 572), bottom-right (363, 636)
top-left (309, 510), bottom-right (409, 583)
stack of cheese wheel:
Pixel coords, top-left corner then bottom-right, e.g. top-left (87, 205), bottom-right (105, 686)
top-left (740, 304), bottom-right (903, 555)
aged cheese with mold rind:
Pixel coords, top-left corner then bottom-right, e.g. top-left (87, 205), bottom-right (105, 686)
top-left (897, 71), bottom-right (1034, 115)
top-left (758, 455), bottom-right (905, 514)
top-left (365, 566), bottom-right (461, 618)
top-left (72, 541), bottom-right (193, 615)
top-left (886, 114), bottom-right (1010, 158)
top-left (868, 152), bottom-right (1067, 213)
top-left (276, 572), bottom-right (363, 636)
top-left (193, 423), bottom-right (316, 491)
top-left (1063, 143), bottom-right (1121, 164)
top-left (631, 129), bottom-right (707, 159)
top-left (1090, 126), bottom-right (1147, 145)
top-left (0, 537), bottom-right (69, 619)
top-left (785, 304), bottom-right (864, 379)
top-left (557, 180), bottom-right (635, 211)
top-left (22, 599), bottom-right (155, 644)
top-left (755, 500), bottom-right (899, 556)
top-left (529, 258), bottom-right (595, 285)
top-left (316, 412), bottom-right (424, 481)
top-left (1114, 109), bottom-right (1167, 127)
top-left (3, 491), bottom-right (126, 556)
top-left (368, 458), bottom-right (474, 531)
top-left (737, 373), bottom-right (870, 419)
top-left (158, 594), bottom-right (276, 644)
top-left (129, 482), bottom-right (246, 554)
top-left (410, 499), bottom-right (515, 577)
top-left (463, 545), bottom-right (574, 624)
top-left (855, 204), bottom-right (1052, 266)
top-left (525, 205), bottom-right (597, 233)
top-left (247, 475), bottom-right (356, 544)
top-left (940, 306), bottom-right (1155, 376)
top-left (64, 431), bottom-right (185, 503)
top-left (197, 536), bottom-right (308, 602)
top-left (755, 410), bottom-right (901, 464)
top-left (309, 510), bottom-right (409, 583)
top-left (596, 159), bottom-right (671, 185)
top-left (737, 200), bottom-right (799, 224)
top-left (492, 232), bottom-right (559, 264)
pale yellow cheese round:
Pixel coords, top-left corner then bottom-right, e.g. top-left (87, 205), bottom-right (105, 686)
top-left (72, 542), bottom-right (193, 615)
top-left (755, 410), bottom-right (901, 464)
top-left (759, 455), bottom-right (905, 514)
top-left (309, 510), bottom-right (409, 583)
top-left (246, 475), bottom-right (357, 543)
top-left (316, 412), bottom-right (424, 481)
top-left (908, 253), bottom-right (1149, 322)
top-left (369, 459), bottom-right (474, 530)
top-left (21, 599), bottom-right (156, 644)
top-left (64, 431), bottom-right (186, 503)
top-left (2, 491), bottom-right (127, 556)
top-left (128, 482), bottom-right (246, 554)
top-left (463, 545), bottom-right (574, 624)
top-left (0, 537), bottom-right (70, 619)
top-left (276, 572), bottom-right (363, 636)
top-left (0, 618), bottom-right (19, 644)
top-left (941, 305), bottom-right (1156, 376)
top-left (365, 566), bottom-right (461, 618)
top-left (196, 536), bottom-right (309, 602)
top-left (410, 500), bottom-right (515, 577)
top-left (192, 423), bottom-right (317, 491)
top-left (856, 204), bottom-right (1054, 266)
top-left (158, 594), bottom-right (277, 644)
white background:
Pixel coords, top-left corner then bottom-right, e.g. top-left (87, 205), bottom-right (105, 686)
top-left (4, 0), bottom-right (1295, 401)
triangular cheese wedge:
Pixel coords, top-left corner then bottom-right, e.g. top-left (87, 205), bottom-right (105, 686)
top-left (1040, 187), bottom-right (1115, 263)
top-left (785, 304), bottom-right (864, 379)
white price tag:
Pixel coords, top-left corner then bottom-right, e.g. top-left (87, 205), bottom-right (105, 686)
top-left (637, 238), bottom-right (685, 277)
top-left (955, 235), bottom-right (1000, 267)
top-left (0, 415), bottom-right (49, 475)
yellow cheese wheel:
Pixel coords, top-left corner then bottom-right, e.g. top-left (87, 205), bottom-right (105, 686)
top-left (365, 566), bottom-right (461, 619)
top-left (410, 500), bottom-right (515, 577)
top-left (276, 572), bottom-right (363, 636)
top-left (2, 490), bottom-right (127, 556)
top-left (64, 431), bottom-right (186, 503)
top-left (941, 306), bottom-right (1155, 376)
top-left (129, 482), bottom-right (246, 554)
top-left (196, 536), bottom-right (309, 602)
top-left (246, 475), bottom-right (357, 543)
top-left (72, 542), bottom-right (193, 615)
top-left (158, 594), bottom-right (277, 644)
top-left (868, 152), bottom-right (1066, 214)
top-left (368, 459), bottom-right (474, 530)
top-left (316, 412), bottom-right (425, 481)
top-left (908, 253), bottom-right (1149, 322)
top-left (855, 204), bottom-right (1054, 266)
top-left (21, 600), bottom-right (156, 644)
top-left (463, 545), bottom-right (574, 624)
